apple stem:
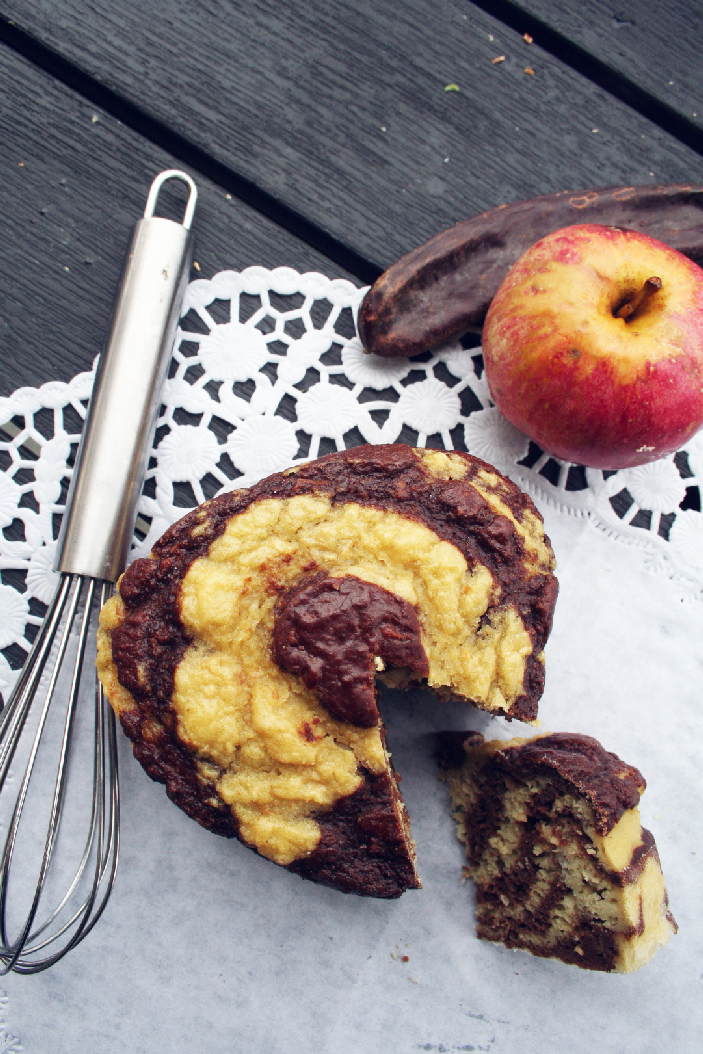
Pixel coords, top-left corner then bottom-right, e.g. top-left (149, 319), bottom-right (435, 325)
top-left (614, 277), bottom-right (662, 321)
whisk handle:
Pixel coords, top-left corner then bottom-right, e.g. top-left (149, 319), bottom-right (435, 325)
top-left (56, 171), bottom-right (196, 581)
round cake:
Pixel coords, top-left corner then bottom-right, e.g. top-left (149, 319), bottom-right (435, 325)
top-left (97, 444), bottom-right (558, 896)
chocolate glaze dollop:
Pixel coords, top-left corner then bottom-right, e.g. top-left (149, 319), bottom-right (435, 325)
top-left (273, 574), bottom-right (429, 727)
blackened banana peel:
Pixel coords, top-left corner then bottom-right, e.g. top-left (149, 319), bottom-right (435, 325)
top-left (358, 184), bottom-right (703, 359)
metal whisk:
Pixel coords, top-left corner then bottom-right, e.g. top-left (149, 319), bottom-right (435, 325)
top-left (0, 170), bottom-right (197, 973)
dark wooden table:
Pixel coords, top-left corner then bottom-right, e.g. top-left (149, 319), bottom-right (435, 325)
top-left (2, 0), bottom-right (702, 399)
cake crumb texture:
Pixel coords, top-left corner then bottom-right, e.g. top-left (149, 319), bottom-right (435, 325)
top-left (439, 731), bottom-right (676, 972)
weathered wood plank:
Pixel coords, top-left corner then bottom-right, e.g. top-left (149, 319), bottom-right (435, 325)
top-left (2, 0), bottom-right (702, 274)
top-left (488, 0), bottom-right (703, 134)
top-left (0, 46), bottom-right (356, 398)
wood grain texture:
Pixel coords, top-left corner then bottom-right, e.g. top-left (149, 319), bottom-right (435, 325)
top-left (3, 0), bottom-right (703, 274)
top-left (498, 0), bottom-right (703, 133)
top-left (0, 47), bottom-right (355, 398)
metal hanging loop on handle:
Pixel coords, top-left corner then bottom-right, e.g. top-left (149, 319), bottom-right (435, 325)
top-left (144, 169), bottom-right (197, 229)
top-left (56, 170), bottom-right (197, 581)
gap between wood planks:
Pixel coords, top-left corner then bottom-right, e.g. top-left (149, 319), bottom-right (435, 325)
top-left (2, 4), bottom-right (703, 283)
top-left (470, 0), bottom-right (703, 159)
top-left (0, 14), bottom-right (381, 286)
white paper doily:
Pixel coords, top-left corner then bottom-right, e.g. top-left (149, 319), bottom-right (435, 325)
top-left (2, 265), bottom-right (703, 704)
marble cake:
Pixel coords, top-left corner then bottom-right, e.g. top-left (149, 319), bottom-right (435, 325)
top-left (97, 444), bottom-right (557, 897)
top-left (438, 731), bottom-right (677, 971)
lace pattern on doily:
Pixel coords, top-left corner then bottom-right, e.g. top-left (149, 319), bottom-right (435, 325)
top-left (1, 266), bottom-right (702, 702)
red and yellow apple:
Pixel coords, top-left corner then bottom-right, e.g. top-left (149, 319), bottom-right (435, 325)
top-left (482, 224), bottom-right (703, 468)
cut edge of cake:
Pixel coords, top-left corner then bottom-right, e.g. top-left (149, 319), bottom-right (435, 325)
top-left (437, 731), bottom-right (677, 973)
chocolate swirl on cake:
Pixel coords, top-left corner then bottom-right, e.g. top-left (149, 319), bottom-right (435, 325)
top-left (97, 444), bottom-right (557, 897)
top-left (439, 732), bottom-right (677, 971)
top-left (273, 574), bottom-right (429, 728)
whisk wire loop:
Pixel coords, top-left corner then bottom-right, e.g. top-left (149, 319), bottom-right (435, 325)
top-left (0, 574), bottom-right (74, 787)
top-left (0, 576), bottom-right (120, 974)
top-left (24, 583), bottom-right (121, 961)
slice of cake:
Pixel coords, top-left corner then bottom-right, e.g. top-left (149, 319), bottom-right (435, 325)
top-left (96, 444), bottom-right (557, 897)
top-left (438, 731), bottom-right (676, 971)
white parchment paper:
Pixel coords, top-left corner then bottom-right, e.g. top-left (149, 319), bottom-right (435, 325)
top-left (2, 498), bottom-right (701, 1054)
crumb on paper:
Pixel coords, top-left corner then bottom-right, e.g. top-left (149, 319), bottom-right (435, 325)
top-left (402, 955), bottom-right (409, 962)
top-left (409, 978), bottom-right (419, 984)
top-left (523, 32), bottom-right (533, 43)
top-left (391, 952), bottom-right (398, 960)
top-left (462, 865), bottom-right (470, 884)
top-left (492, 56), bottom-right (506, 65)
top-left (444, 83), bottom-right (460, 92)
top-left (525, 67), bottom-right (534, 75)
